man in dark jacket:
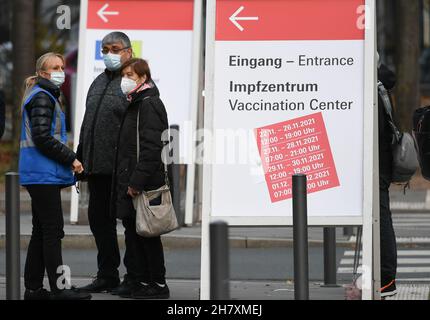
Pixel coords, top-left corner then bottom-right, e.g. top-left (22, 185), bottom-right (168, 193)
top-left (77, 32), bottom-right (132, 292)
top-left (0, 89), bottom-right (5, 139)
top-left (377, 61), bottom-right (398, 298)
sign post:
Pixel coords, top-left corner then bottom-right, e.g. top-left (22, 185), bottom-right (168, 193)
top-left (72, 0), bottom-right (202, 224)
top-left (202, 0), bottom-right (378, 300)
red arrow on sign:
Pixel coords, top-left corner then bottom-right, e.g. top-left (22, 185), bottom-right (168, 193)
top-left (97, 3), bottom-right (119, 23)
top-left (216, 0), bottom-right (365, 41)
top-left (229, 6), bottom-right (259, 32)
top-left (87, 0), bottom-right (194, 30)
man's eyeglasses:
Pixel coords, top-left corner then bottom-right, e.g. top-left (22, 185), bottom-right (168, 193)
top-left (101, 46), bottom-right (130, 55)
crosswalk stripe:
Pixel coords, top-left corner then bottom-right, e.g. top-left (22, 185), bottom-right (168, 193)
top-left (340, 258), bottom-right (430, 265)
top-left (347, 236), bottom-right (430, 244)
top-left (343, 250), bottom-right (430, 256)
top-left (393, 216), bottom-right (430, 219)
top-left (338, 267), bottom-right (430, 273)
top-left (396, 237), bottom-right (430, 243)
top-left (391, 205), bottom-right (426, 211)
top-left (396, 278), bottom-right (430, 282)
top-left (392, 214), bottom-right (430, 219)
top-left (393, 222), bottom-right (430, 225)
top-left (393, 218), bottom-right (430, 220)
top-left (393, 218), bottom-right (430, 222)
top-left (392, 223), bottom-right (430, 227)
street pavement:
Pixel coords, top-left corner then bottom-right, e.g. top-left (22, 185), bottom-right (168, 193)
top-left (0, 277), bottom-right (350, 300)
top-left (0, 189), bottom-right (429, 300)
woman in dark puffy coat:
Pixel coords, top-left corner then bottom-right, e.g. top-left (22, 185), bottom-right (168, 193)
top-left (111, 58), bottom-right (170, 299)
top-left (19, 52), bottom-right (91, 300)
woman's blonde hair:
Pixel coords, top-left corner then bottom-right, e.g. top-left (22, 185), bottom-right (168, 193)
top-left (21, 52), bottom-right (65, 108)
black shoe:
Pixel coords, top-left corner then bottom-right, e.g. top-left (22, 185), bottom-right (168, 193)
top-left (381, 280), bottom-right (397, 298)
top-left (24, 288), bottom-right (51, 300)
top-left (130, 282), bottom-right (170, 300)
top-left (78, 277), bottom-right (120, 293)
top-left (50, 287), bottom-right (92, 300)
top-left (111, 274), bottom-right (139, 297)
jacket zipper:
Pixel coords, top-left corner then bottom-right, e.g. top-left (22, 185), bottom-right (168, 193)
top-left (88, 78), bottom-right (113, 174)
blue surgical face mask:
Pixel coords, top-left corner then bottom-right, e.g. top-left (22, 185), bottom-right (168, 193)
top-left (103, 53), bottom-right (122, 71)
top-left (49, 71), bottom-right (65, 87)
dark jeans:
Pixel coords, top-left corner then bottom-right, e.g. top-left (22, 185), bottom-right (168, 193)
top-left (24, 185), bottom-right (65, 292)
top-left (88, 175), bottom-right (120, 281)
top-left (380, 175), bottom-right (397, 284)
top-left (122, 213), bottom-right (166, 284)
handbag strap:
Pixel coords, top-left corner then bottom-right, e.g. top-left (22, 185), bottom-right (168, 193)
top-left (136, 97), bottom-right (170, 187)
top-left (378, 81), bottom-right (402, 143)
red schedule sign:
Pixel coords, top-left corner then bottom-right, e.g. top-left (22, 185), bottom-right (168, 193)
top-left (255, 113), bottom-right (340, 203)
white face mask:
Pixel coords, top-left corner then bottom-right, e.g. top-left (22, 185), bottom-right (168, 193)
top-left (121, 77), bottom-right (138, 95)
top-left (49, 71), bottom-right (65, 87)
top-left (103, 53), bottom-right (122, 71)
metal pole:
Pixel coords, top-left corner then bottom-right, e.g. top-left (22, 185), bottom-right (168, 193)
top-left (170, 124), bottom-right (183, 226)
top-left (322, 227), bottom-right (339, 287)
top-left (292, 174), bottom-right (309, 300)
top-left (210, 221), bottom-right (230, 300)
top-left (6, 172), bottom-right (20, 300)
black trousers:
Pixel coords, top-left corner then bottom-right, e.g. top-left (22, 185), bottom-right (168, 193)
top-left (122, 213), bottom-right (166, 284)
top-left (88, 175), bottom-right (120, 280)
top-left (380, 175), bottom-right (397, 284)
top-left (24, 185), bottom-right (65, 292)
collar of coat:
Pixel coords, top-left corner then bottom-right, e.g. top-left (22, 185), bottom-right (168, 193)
top-left (104, 68), bottom-right (121, 80)
top-left (127, 80), bottom-right (160, 103)
top-left (37, 77), bottom-right (61, 99)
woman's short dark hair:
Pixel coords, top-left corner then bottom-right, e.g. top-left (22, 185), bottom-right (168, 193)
top-left (121, 58), bottom-right (152, 83)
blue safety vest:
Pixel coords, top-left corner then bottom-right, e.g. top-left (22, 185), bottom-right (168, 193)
top-left (18, 85), bottom-right (75, 186)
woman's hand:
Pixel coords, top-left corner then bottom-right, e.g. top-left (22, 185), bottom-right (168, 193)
top-left (72, 159), bottom-right (84, 174)
top-left (127, 186), bottom-right (141, 198)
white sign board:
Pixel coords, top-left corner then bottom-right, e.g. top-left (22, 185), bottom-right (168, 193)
top-left (201, 0), bottom-right (378, 299)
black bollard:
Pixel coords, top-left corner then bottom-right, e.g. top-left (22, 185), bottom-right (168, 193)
top-left (210, 221), bottom-right (230, 300)
top-left (6, 172), bottom-right (20, 300)
top-left (292, 174), bottom-right (309, 300)
top-left (322, 227), bottom-right (339, 287)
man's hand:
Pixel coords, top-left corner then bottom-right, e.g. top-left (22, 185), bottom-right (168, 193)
top-left (127, 186), bottom-right (141, 198)
top-left (72, 159), bottom-right (84, 174)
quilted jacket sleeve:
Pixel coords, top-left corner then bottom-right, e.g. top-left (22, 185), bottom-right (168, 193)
top-left (129, 98), bottom-right (169, 191)
top-left (25, 92), bottom-right (76, 166)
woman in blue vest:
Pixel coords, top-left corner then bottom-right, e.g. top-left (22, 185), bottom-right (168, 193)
top-left (19, 52), bottom-right (91, 300)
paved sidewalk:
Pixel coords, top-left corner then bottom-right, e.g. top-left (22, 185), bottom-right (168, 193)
top-left (0, 213), bottom-right (356, 250)
top-left (1, 189), bottom-right (430, 215)
top-left (1, 189), bottom-right (430, 250)
top-left (0, 277), bottom-right (346, 300)
top-left (0, 277), bottom-right (370, 300)
top-left (3, 210), bottom-right (430, 250)
top-left (2, 214), bottom-right (430, 250)
top-left (1, 277), bottom-right (427, 300)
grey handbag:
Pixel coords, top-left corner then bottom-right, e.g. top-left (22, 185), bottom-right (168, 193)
top-left (378, 81), bottom-right (419, 184)
top-left (132, 105), bottom-right (179, 237)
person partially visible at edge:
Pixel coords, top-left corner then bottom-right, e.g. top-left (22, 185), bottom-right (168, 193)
top-left (111, 58), bottom-right (169, 299)
top-left (0, 89), bottom-right (5, 139)
top-left (76, 32), bottom-right (132, 293)
top-left (377, 57), bottom-right (398, 299)
top-left (19, 52), bottom-right (91, 300)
